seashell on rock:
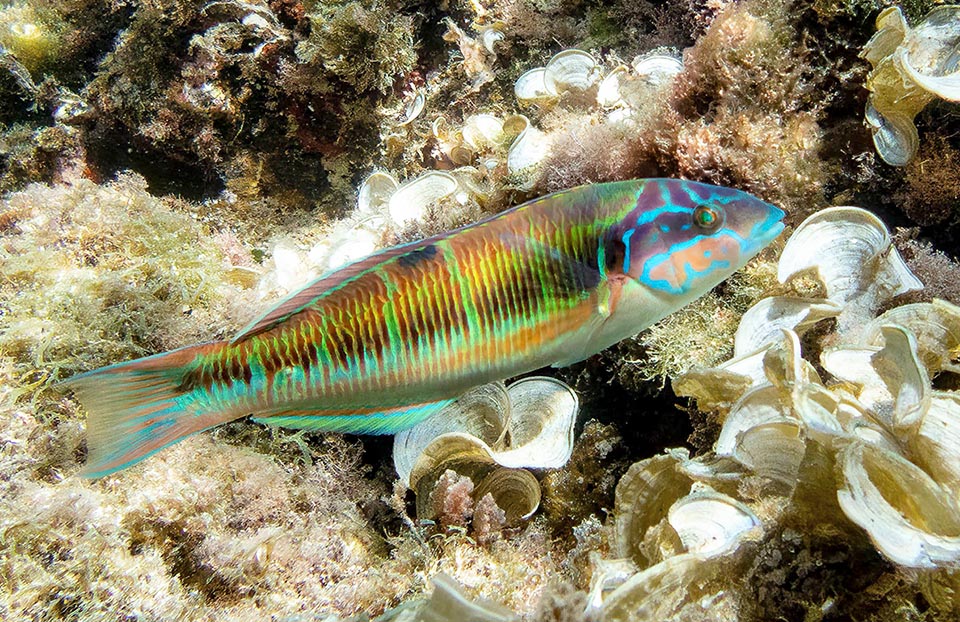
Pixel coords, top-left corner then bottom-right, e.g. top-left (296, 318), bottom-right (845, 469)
top-left (667, 486), bottom-right (761, 558)
top-left (613, 452), bottom-right (693, 566)
top-left (730, 421), bottom-right (805, 487)
top-left (393, 377), bottom-right (577, 519)
top-left (734, 297), bottom-right (841, 356)
top-left (822, 325), bottom-right (930, 435)
top-left (862, 299), bottom-right (960, 375)
top-left (493, 376), bottom-right (578, 469)
top-left (714, 385), bottom-right (792, 456)
top-left (597, 65), bottom-right (629, 109)
top-left (837, 441), bottom-right (960, 569)
top-left (504, 115), bottom-right (551, 183)
top-left (543, 49), bottom-right (599, 95)
top-left (912, 392), bottom-right (960, 495)
top-left (473, 467), bottom-right (541, 521)
top-left (777, 207), bottom-right (922, 338)
top-left (602, 554), bottom-right (723, 622)
top-left (393, 383), bottom-right (511, 487)
top-left (461, 114), bottom-right (504, 150)
top-left (420, 573), bottom-right (518, 622)
top-left (631, 53), bottom-right (684, 85)
top-left (357, 171), bottom-right (398, 216)
top-left (399, 91), bottom-right (425, 126)
top-left (514, 67), bottom-right (551, 103)
top-left (861, 6), bottom-right (960, 165)
top-left (388, 171), bottom-right (459, 225)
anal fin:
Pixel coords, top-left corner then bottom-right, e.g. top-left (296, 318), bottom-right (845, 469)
top-left (251, 399), bottom-right (454, 435)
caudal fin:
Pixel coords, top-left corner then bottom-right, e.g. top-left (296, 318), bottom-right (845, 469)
top-left (59, 343), bottom-right (238, 478)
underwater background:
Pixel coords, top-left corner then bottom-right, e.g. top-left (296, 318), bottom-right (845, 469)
top-left (1, 0), bottom-right (960, 619)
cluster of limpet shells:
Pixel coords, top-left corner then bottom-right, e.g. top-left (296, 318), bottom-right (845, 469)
top-left (861, 5), bottom-right (960, 166)
top-left (591, 206), bottom-right (960, 616)
top-left (392, 377), bottom-right (579, 525)
top-left (257, 46), bottom-right (685, 298)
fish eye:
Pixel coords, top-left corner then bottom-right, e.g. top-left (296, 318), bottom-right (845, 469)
top-left (693, 204), bottom-right (724, 231)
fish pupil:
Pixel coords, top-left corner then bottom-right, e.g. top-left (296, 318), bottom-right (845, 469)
top-left (694, 205), bottom-right (722, 230)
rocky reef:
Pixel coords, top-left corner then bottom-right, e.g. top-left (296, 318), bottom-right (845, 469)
top-left (2, 0), bottom-right (960, 620)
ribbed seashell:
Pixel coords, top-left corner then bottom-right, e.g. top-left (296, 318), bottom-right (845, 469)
top-left (393, 383), bottom-right (510, 487)
top-left (357, 171), bottom-right (398, 216)
top-left (777, 207), bottom-right (922, 338)
top-left (504, 115), bottom-right (550, 182)
top-left (861, 6), bottom-right (960, 165)
top-left (461, 114), bottom-right (504, 150)
top-left (714, 385), bottom-right (792, 456)
top-left (822, 325), bottom-right (930, 434)
top-left (398, 91), bottom-right (425, 126)
top-left (419, 574), bottom-right (518, 622)
top-left (912, 392), bottom-right (960, 494)
top-left (514, 67), bottom-right (551, 103)
top-left (387, 171), bottom-right (459, 225)
top-left (597, 65), bottom-right (629, 108)
top-left (393, 377), bottom-right (578, 486)
top-left (473, 468), bottom-right (541, 521)
top-left (543, 49), bottom-right (599, 94)
top-left (837, 441), bottom-right (960, 569)
top-left (734, 297), bottom-right (841, 356)
top-left (731, 421), bottom-right (805, 487)
top-left (602, 554), bottom-right (723, 622)
top-left (631, 53), bottom-right (684, 85)
top-left (613, 453), bottom-right (693, 566)
top-left (667, 487), bottom-right (760, 557)
top-left (493, 376), bottom-right (578, 468)
top-left (862, 299), bottom-right (960, 375)
top-left (480, 26), bottom-right (505, 55)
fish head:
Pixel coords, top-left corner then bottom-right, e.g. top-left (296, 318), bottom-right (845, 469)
top-left (612, 179), bottom-right (785, 298)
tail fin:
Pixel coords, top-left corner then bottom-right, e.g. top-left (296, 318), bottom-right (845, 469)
top-left (59, 343), bottom-right (239, 478)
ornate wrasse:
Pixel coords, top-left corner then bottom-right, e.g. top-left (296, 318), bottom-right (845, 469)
top-left (61, 178), bottom-right (784, 477)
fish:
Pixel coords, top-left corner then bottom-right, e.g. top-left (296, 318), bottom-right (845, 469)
top-left (60, 178), bottom-right (785, 478)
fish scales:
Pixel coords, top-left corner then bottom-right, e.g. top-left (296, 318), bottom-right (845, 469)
top-left (60, 179), bottom-right (785, 477)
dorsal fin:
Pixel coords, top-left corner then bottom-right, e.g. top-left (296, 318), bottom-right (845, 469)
top-left (231, 242), bottom-right (423, 343)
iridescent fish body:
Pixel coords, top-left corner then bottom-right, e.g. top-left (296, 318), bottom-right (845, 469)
top-left (62, 179), bottom-right (785, 477)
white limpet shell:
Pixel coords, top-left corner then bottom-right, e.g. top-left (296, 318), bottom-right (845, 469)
top-left (734, 297), bottom-right (841, 356)
top-left (602, 553), bottom-right (722, 622)
top-left (394, 383), bottom-right (510, 488)
top-left (398, 91), bottom-right (425, 126)
top-left (421, 574), bottom-right (518, 622)
top-left (493, 376), bottom-right (578, 469)
top-left (912, 392), bottom-right (960, 494)
top-left (732, 421), bottom-right (806, 486)
top-left (473, 467), bottom-right (541, 521)
top-left (613, 452), bottom-right (693, 566)
top-left (777, 207), bottom-right (922, 339)
top-left (862, 299), bottom-right (960, 375)
top-left (822, 325), bottom-right (930, 434)
top-left (514, 67), bottom-right (551, 102)
top-left (714, 385), bottom-right (792, 456)
top-left (387, 171), bottom-right (459, 225)
top-left (504, 115), bottom-right (551, 182)
top-left (480, 25), bottom-right (505, 55)
top-left (393, 377), bottom-right (578, 488)
top-left (837, 442), bottom-right (960, 569)
top-left (667, 486), bottom-right (761, 558)
top-left (461, 114), bottom-right (504, 150)
top-left (357, 171), bottom-right (399, 216)
top-left (543, 49), bottom-right (599, 94)
top-left (597, 65), bottom-right (629, 108)
top-left (631, 53), bottom-right (684, 85)
top-left (861, 6), bottom-right (960, 165)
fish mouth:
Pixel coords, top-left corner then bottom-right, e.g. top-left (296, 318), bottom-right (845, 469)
top-left (751, 204), bottom-right (786, 248)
